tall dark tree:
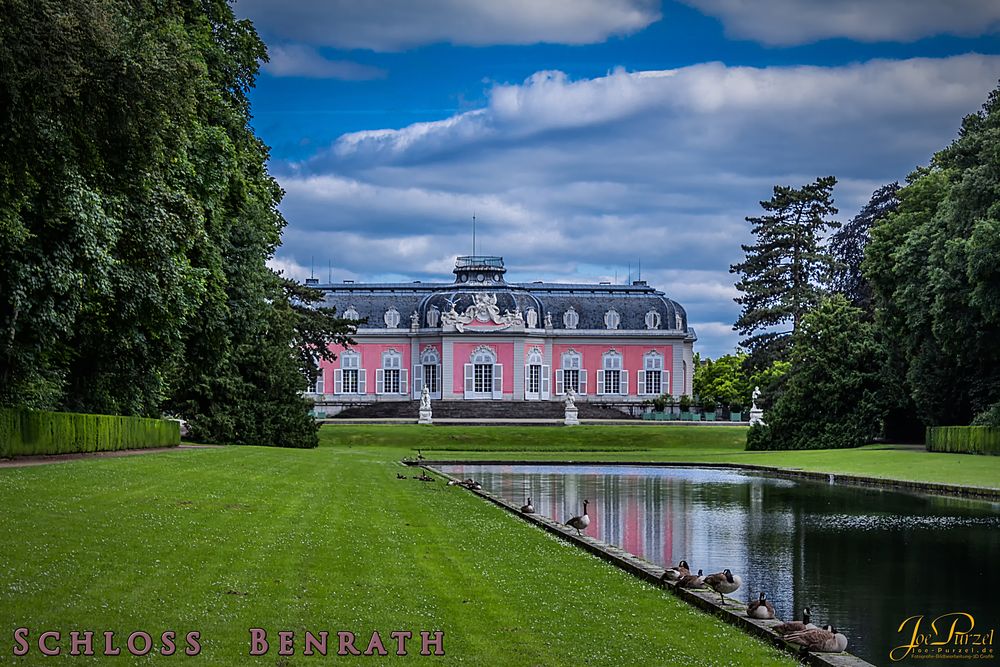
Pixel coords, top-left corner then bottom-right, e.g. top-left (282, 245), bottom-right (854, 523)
top-left (829, 182), bottom-right (900, 312)
top-left (730, 176), bottom-right (840, 371)
top-left (0, 0), bottom-right (354, 446)
top-left (865, 83), bottom-right (1000, 426)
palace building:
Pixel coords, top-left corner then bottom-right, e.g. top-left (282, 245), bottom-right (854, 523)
top-left (307, 255), bottom-right (696, 414)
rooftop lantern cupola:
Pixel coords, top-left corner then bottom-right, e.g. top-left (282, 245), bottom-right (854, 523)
top-left (453, 255), bottom-right (506, 285)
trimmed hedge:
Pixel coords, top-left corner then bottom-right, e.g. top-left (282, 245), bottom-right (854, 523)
top-left (926, 426), bottom-right (1000, 456)
top-left (0, 408), bottom-right (180, 458)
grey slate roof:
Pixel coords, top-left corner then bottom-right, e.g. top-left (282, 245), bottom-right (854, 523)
top-left (317, 278), bottom-right (689, 333)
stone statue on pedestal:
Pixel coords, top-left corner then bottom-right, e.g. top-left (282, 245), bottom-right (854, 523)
top-left (418, 385), bottom-right (433, 424)
top-left (564, 388), bottom-right (579, 426)
top-left (749, 385), bottom-right (764, 425)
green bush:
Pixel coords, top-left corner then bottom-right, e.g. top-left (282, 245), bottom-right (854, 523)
top-left (926, 426), bottom-right (1000, 456)
top-left (0, 408), bottom-right (179, 458)
top-left (745, 423), bottom-right (772, 450)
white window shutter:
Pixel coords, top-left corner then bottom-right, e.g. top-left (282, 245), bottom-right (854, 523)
top-left (413, 365), bottom-right (422, 397)
top-left (524, 365), bottom-right (531, 399)
top-left (464, 363), bottom-right (474, 398)
top-left (400, 368), bottom-right (408, 395)
top-left (492, 363), bottom-right (503, 399)
top-left (555, 369), bottom-right (564, 395)
top-left (334, 368), bottom-right (343, 395)
top-left (376, 368), bottom-right (385, 395)
top-left (597, 370), bottom-right (605, 395)
top-left (541, 365), bottom-right (550, 399)
top-left (620, 369), bottom-right (629, 395)
top-left (638, 370), bottom-right (647, 395)
top-left (580, 369), bottom-right (588, 395)
top-left (358, 369), bottom-right (366, 394)
top-left (662, 370), bottom-right (669, 395)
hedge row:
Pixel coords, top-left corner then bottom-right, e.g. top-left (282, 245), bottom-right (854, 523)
top-left (0, 408), bottom-right (180, 458)
top-left (926, 426), bottom-right (1000, 456)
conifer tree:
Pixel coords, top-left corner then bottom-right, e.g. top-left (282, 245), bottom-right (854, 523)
top-left (829, 182), bottom-right (899, 312)
top-left (730, 176), bottom-right (840, 371)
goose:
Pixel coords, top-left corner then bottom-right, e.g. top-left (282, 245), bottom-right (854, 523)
top-left (520, 497), bottom-right (535, 514)
top-left (447, 479), bottom-right (460, 486)
top-left (566, 499), bottom-right (590, 535)
top-left (677, 568), bottom-right (706, 589)
top-left (660, 560), bottom-right (691, 583)
top-left (703, 569), bottom-right (742, 603)
top-left (416, 449), bottom-right (425, 461)
top-left (396, 473), bottom-right (407, 480)
top-left (785, 626), bottom-right (848, 653)
top-left (747, 592), bottom-right (775, 619)
top-left (774, 608), bottom-right (817, 635)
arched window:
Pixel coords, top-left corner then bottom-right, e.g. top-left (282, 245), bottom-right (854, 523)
top-left (414, 346), bottom-right (441, 396)
top-left (597, 350), bottom-right (627, 395)
top-left (344, 306), bottom-right (360, 320)
top-left (556, 349), bottom-right (587, 395)
top-left (639, 351), bottom-right (669, 396)
top-left (563, 307), bottom-right (579, 329)
top-left (384, 307), bottom-right (400, 329)
top-left (376, 349), bottom-right (407, 395)
top-left (604, 309), bottom-right (620, 330)
top-left (464, 346), bottom-right (502, 399)
top-left (645, 310), bottom-right (661, 330)
top-left (426, 306), bottom-right (440, 328)
top-left (526, 308), bottom-right (539, 329)
top-left (334, 351), bottom-right (366, 395)
top-left (523, 347), bottom-right (549, 400)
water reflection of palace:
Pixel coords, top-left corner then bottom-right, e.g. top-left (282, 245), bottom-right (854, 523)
top-left (439, 464), bottom-right (1000, 667)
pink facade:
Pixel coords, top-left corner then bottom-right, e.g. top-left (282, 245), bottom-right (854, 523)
top-left (317, 340), bottom-right (677, 398)
top-left (452, 342), bottom-right (514, 394)
top-left (320, 342), bottom-right (411, 395)
top-left (553, 344), bottom-right (674, 396)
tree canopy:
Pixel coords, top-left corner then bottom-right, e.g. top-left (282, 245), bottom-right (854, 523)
top-left (747, 295), bottom-right (887, 450)
top-left (731, 176), bottom-right (840, 371)
top-left (829, 182), bottom-right (899, 312)
top-left (0, 0), bottom-right (354, 447)
top-left (865, 83), bottom-right (1000, 427)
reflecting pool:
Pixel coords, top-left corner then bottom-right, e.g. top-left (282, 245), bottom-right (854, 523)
top-left (436, 463), bottom-right (1000, 666)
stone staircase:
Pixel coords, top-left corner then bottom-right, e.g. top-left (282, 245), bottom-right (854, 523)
top-left (333, 400), bottom-right (637, 420)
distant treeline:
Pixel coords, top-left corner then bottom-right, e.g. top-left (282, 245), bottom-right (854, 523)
top-left (725, 82), bottom-right (1000, 450)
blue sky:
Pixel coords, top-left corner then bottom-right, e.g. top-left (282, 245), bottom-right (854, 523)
top-left (234, 0), bottom-right (1000, 357)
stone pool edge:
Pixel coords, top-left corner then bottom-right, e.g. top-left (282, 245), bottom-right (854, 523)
top-left (421, 463), bottom-right (876, 667)
top-left (417, 459), bottom-right (1000, 501)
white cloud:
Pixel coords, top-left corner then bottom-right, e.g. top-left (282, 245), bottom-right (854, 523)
top-left (236, 0), bottom-right (660, 51)
top-left (263, 44), bottom-right (385, 80)
top-left (272, 54), bottom-right (1000, 357)
top-left (682, 0), bottom-right (1000, 45)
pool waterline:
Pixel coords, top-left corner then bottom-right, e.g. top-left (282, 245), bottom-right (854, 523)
top-left (435, 462), bottom-right (1000, 667)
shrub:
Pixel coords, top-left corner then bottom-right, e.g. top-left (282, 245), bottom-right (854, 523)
top-left (926, 426), bottom-right (1000, 455)
top-left (0, 408), bottom-right (179, 458)
top-left (745, 423), bottom-right (772, 450)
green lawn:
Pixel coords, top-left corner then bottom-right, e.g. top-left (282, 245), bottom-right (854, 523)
top-left (0, 432), bottom-right (796, 666)
top-left (328, 424), bottom-right (1000, 490)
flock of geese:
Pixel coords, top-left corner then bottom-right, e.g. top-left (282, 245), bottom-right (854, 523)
top-left (660, 559), bottom-right (849, 653)
top-left (558, 498), bottom-right (851, 655)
